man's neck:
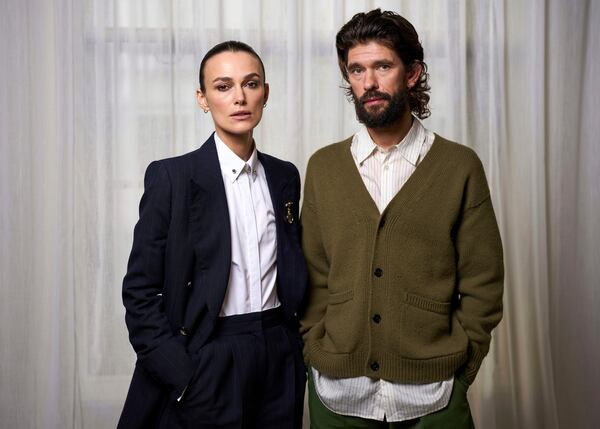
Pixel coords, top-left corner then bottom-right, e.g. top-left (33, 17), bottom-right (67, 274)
top-left (216, 130), bottom-right (255, 161)
top-left (366, 111), bottom-right (414, 149)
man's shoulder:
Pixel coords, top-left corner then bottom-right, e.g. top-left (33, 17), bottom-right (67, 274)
top-left (431, 134), bottom-right (483, 168)
top-left (308, 137), bottom-right (354, 165)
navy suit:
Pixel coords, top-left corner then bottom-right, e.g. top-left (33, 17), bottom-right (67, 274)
top-left (118, 135), bottom-right (307, 428)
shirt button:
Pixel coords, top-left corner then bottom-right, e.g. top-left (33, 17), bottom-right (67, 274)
top-left (370, 361), bottom-right (380, 371)
top-left (179, 327), bottom-right (189, 336)
top-left (374, 268), bottom-right (383, 277)
top-left (372, 314), bottom-right (381, 324)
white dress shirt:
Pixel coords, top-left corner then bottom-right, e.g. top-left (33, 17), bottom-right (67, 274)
top-left (312, 118), bottom-right (454, 422)
top-left (214, 133), bottom-right (280, 317)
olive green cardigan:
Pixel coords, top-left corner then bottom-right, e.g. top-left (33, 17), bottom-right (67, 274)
top-left (299, 135), bottom-right (503, 384)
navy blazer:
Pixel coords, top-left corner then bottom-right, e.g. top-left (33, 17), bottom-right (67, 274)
top-left (118, 135), bottom-right (307, 428)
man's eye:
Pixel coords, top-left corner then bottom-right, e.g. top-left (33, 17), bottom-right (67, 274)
top-left (246, 81), bottom-right (259, 88)
top-left (349, 68), bottom-right (363, 75)
top-left (378, 64), bottom-right (391, 71)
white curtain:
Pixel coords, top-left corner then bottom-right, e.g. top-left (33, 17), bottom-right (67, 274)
top-left (1, 0), bottom-right (599, 428)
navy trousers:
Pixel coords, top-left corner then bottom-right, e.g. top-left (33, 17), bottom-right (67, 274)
top-left (158, 308), bottom-right (306, 429)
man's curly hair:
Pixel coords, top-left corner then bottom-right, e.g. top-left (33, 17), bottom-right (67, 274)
top-left (336, 9), bottom-right (431, 119)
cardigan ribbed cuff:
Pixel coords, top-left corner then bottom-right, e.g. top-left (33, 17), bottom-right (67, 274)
top-left (463, 344), bottom-right (488, 384)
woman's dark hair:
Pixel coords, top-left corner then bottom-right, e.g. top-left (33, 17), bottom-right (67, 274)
top-left (199, 41), bottom-right (266, 92)
top-left (336, 9), bottom-right (431, 119)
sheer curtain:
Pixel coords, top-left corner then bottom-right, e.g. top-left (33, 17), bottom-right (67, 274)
top-left (1, 1), bottom-right (598, 428)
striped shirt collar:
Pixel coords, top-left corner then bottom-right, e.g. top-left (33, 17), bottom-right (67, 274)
top-left (353, 117), bottom-right (426, 167)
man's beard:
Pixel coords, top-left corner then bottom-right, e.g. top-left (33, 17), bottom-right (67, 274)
top-left (352, 87), bottom-right (409, 129)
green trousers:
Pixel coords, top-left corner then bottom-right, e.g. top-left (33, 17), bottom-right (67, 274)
top-left (308, 370), bottom-right (475, 429)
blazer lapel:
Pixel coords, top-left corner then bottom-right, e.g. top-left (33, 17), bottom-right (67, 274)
top-left (258, 151), bottom-right (297, 288)
top-left (258, 151), bottom-right (296, 228)
top-left (188, 134), bottom-right (231, 317)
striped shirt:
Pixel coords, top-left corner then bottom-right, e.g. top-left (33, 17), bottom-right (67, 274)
top-left (312, 117), bottom-right (454, 422)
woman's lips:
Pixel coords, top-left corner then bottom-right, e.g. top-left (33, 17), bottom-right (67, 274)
top-left (231, 111), bottom-right (251, 119)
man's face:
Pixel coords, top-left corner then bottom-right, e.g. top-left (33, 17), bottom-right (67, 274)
top-left (346, 41), bottom-right (413, 128)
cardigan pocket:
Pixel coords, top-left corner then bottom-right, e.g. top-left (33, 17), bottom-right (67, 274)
top-left (394, 292), bottom-right (454, 358)
top-left (327, 289), bottom-right (354, 305)
top-left (320, 289), bottom-right (357, 354)
top-left (404, 292), bottom-right (451, 314)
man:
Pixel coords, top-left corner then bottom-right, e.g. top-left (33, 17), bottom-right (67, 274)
top-left (300, 9), bottom-right (504, 428)
top-left (118, 41), bottom-right (307, 429)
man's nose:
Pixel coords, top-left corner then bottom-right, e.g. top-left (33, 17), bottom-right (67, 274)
top-left (364, 69), bottom-right (378, 91)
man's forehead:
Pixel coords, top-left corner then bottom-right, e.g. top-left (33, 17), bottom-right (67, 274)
top-left (347, 41), bottom-right (399, 63)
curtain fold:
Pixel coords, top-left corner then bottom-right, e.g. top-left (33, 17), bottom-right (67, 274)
top-left (1, 1), bottom-right (598, 428)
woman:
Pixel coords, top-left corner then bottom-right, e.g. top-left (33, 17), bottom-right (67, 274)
top-left (118, 41), bottom-right (307, 429)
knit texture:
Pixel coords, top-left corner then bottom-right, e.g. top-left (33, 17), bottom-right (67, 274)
top-left (299, 135), bottom-right (504, 385)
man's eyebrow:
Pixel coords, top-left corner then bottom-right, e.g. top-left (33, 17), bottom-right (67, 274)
top-left (348, 59), bottom-right (394, 69)
top-left (347, 62), bottom-right (363, 69)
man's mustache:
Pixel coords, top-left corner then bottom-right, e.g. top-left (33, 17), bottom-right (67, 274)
top-left (358, 90), bottom-right (392, 104)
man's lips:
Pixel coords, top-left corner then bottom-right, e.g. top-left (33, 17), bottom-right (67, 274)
top-left (363, 97), bottom-right (387, 107)
top-left (359, 90), bottom-right (391, 107)
top-left (363, 98), bottom-right (387, 107)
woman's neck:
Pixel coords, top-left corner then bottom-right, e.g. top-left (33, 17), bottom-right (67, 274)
top-left (215, 130), bottom-right (255, 161)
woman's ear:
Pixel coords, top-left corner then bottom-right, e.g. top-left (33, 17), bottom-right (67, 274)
top-left (196, 88), bottom-right (209, 112)
top-left (263, 83), bottom-right (270, 106)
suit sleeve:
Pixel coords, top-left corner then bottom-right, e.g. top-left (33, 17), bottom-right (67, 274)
top-left (122, 161), bottom-right (194, 396)
top-left (454, 157), bottom-right (504, 384)
top-left (298, 157), bottom-right (330, 364)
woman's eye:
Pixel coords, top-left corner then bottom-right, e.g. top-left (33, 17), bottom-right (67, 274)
top-left (216, 84), bottom-right (229, 91)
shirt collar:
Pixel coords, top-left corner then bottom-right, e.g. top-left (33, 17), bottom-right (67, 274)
top-left (214, 132), bottom-right (259, 183)
top-left (353, 117), bottom-right (426, 167)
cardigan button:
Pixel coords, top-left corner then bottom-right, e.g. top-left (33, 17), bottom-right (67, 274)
top-left (374, 268), bottom-right (383, 277)
top-left (370, 361), bottom-right (380, 371)
top-left (372, 314), bottom-right (381, 324)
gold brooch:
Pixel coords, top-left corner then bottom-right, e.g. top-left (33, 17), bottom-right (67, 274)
top-left (285, 202), bottom-right (294, 224)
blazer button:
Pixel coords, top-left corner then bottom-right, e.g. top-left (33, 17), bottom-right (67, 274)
top-left (374, 268), bottom-right (383, 277)
top-left (186, 281), bottom-right (192, 287)
top-left (179, 327), bottom-right (189, 336)
top-left (370, 361), bottom-right (380, 371)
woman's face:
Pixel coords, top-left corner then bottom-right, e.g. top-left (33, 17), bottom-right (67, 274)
top-left (197, 51), bottom-right (269, 141)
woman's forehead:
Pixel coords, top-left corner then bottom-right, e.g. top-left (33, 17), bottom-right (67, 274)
top-left (203, 51), bottom-right (264, 80)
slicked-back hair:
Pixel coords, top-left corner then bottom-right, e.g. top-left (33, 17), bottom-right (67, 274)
top-left (199, 41), bottom-right (266, 92)
top-left (336, 9), bottom-right (431, 119)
